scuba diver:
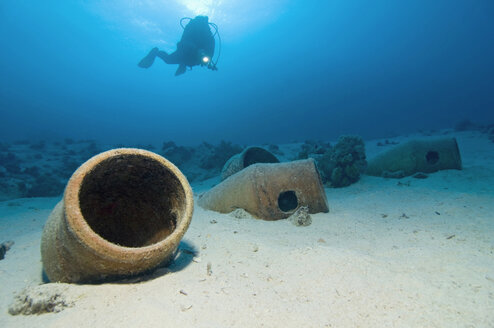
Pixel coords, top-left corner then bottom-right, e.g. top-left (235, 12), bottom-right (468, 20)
top-left (138, 16), bottom-right (220, 76)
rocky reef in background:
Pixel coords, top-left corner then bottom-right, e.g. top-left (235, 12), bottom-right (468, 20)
top-left (296, 136), bottom-right (367, 188)
top-left (0, 139), bottom-right (102, 201)
top-left (0, 139), bottom-right (252, 201)
top-left (454, 119), bottom-right (494, 143)
top-left (160, 140), bottom-right (243, 182)
top-left (1, 120), bottom-right (492, 201)
top-left (317, 135), bottom-right (367, 188)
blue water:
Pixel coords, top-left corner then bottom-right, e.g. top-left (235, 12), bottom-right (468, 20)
top-left (1, 0), bottom-right (493, 146)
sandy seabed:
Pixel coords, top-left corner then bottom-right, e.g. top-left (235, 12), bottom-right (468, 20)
top-left (0, 131), bottom-right (493, 328)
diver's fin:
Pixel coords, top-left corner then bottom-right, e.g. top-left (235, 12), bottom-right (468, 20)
top-left (138, 47), bottom-right (159, 68)
top-left (175, 64), bottom-right (187, 76)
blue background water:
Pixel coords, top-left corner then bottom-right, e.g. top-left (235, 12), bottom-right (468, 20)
top-left (1, 0), bottom-right (493, 146)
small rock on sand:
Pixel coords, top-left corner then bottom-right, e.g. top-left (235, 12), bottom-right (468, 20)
top-left (9, 283), bottom-right (76, 315)
top-left (287, 206), bottom-right (312, 227)
top-left (0, 240), bottom-right (14, 260)
top-left (229, 208), bottom-right (252, 219)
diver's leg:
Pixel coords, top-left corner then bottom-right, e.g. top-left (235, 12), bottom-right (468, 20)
top-left (175, 64), bottom-right (187, 76)
top-left (157, 50), bottom-right (182, 65)
top-left (138, 47), bottom-right (159, 68)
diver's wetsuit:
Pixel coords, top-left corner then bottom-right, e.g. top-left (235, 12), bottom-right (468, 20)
top-left (140, 16), bottom-right (215, 76)
top-left (175, 16), bottom-right (215, 65)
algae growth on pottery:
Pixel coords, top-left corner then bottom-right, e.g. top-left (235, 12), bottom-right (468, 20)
top-left (41, 149), bottom-right (193, 283)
